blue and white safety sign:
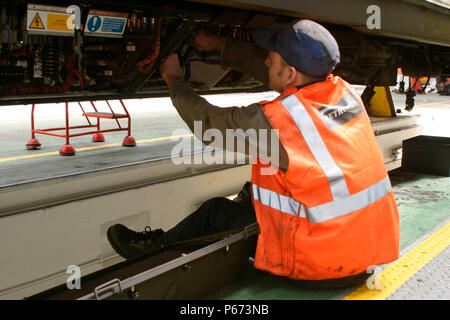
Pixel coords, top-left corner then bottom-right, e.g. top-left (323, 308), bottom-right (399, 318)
top-left (87, 15), bottom-right (102, 32)
top-left (84, 10), bottom-right (128, 38)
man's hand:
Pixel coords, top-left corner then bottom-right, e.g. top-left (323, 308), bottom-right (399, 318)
top-left (159, 53), bottom-right (184, 88)
top-left (191, 29), bottom-right (226, 52)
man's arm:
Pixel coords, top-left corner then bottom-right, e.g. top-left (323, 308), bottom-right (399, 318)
top-left (192, 30), bottom-right (269, 86)
top-left (169, 78), bottom-right (288, 171)
top-left (159, 44), bottom-right (287, 171)
top-left (221, 39), bottom-right (269, 86)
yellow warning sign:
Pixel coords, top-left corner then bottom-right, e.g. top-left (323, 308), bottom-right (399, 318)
top-left (47, 13), bottom-right (72, 32)
top-left (29, 12), bottom-right (45, 30)
top-left (27, 5), bottom-right (75, 36)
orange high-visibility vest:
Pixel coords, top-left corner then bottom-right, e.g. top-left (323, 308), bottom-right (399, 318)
top-left (251, 75), bottom-right (399, 280)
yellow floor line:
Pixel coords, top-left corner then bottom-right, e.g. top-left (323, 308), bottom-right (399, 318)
top-left (0, 150), bottom-right (60, 162)
top-left (0, 133), bottom-right (193, 163)
top-left (414, 101), bottom-right (449, 107)
top-left (343, 222), bottom-right (450, 300)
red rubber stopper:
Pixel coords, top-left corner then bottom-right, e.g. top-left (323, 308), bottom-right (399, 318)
top-left (92, 133), bottom-right (105, 142)
top-left (122, 136), bottom-right (136, 147)
top-left (60, 144), bottom-right (76, 156)
top-left (26, 138), bottom-right (41, 150)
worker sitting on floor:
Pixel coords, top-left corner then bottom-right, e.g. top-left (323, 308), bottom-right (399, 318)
top-left (107, 20), bottom-right (400, 289)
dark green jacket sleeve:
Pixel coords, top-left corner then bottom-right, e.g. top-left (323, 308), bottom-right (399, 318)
top-left (221, 39), bottom-right (269, 86)
top-left (168, 40), bottom-right (288, 171)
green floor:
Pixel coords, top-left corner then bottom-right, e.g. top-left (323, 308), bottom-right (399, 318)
top-left (206, 169), bottom-right (450, 300)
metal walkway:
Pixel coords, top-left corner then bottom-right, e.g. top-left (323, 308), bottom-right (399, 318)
top-left (386, 223), bottom-right (449, 300)
top-left (388, 246), bottom-right (449, 300)
top-left (344, 219), bottom-right (449, 300)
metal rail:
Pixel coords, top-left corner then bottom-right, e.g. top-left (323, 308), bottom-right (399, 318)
top-left (78, 223), bottom-right (260, 300)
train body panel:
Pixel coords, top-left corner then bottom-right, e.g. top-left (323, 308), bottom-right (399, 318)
top-left (0, 0), bottom-right (449, 105)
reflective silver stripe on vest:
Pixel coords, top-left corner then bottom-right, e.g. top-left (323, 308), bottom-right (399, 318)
top-left (306, 176), bottom-right (392, 223)
top-left (252, 184), bottom-right (303, 217)
top-left (281, 95), bottom-right (349, 200)
top-left (252, 176), bottom-right (391, 223)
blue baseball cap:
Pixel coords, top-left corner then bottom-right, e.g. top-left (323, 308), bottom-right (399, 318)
top-left (254, 19), bottom-right (340, 78)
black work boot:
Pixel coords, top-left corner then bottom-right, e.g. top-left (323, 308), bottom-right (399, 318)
top-left (107, 224), bottom-right (164, 259)
top-left (232, 181), bottom-right (252, 207)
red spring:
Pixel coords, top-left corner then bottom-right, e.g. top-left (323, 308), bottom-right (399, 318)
top-left (136, 18), bottom-right (162, 73)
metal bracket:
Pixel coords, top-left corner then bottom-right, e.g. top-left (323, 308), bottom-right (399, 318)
top-left (361, 85), bottom-right (376, 109)
top-left (79, 223), bottom-right (261, 300)
top-left (244, 223), bottom-right (260, 240)
top-left (392, 147), bottom-right (403, 161)
top-left (93, 278), bottom-right (123, 300)
top-left (405, 89), bottom-right (416, 111)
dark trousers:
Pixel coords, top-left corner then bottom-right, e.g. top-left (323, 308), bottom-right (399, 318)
top-left (156, 197), bottom-right (370, 290)
top-left (157, 197), bottom-right (256, 246)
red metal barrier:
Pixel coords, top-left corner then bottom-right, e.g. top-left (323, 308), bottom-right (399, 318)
top-left (26, 100), bottom-right (136, 156)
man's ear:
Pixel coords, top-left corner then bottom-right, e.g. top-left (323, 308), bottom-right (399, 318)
top-left (288, 66), bottom-right (297, 83)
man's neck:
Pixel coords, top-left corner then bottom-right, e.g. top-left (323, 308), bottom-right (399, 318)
top-left (280, 72), bottom-right (326, 93)
top-left (280, 78), bottom-right (325, 94)
top-left (296, 79), bottom-right (324, 89)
